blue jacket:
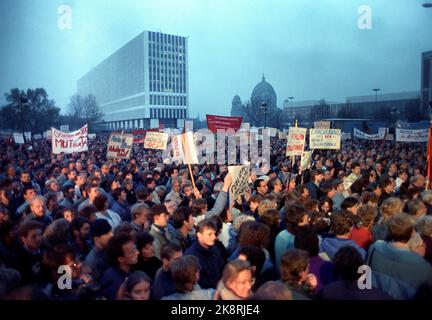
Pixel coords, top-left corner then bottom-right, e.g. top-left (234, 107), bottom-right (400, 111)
top-left (320, 234), bottom-right (366, 262)
top-left (306, 181), bottom-right (320, 200)
top-left (274, 229), bottom-right (296, 272)
top-left (185, 240), bottom-right (225, 289)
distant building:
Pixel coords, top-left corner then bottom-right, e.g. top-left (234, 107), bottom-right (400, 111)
top-left (421, 51), bottom-right (432, 118)
top-left (230, 75), bottom-right (283, 128)
top-left (77, 31), bottom-right (188, 129)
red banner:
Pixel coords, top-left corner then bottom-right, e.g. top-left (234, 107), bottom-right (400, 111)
top-left (131, 128), bottom-right (159, 135)
top-left (206, 114), bottom-right (243, 133)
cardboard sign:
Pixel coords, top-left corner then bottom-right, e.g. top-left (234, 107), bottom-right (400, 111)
top-left (182, 132), bottom-right (199, 164)
top-left (341, 132), bottom-right (352, 140)
top-left (107, 133), bottom-right (134, 159)
top-left (13, 133), bottom-right (24, 144)
top-left (144, 132), bottom-right (169, 150)
top-left (33, 134), bottom-right (42, 140)
top-left (309, 129), bottom-right (341, 149)
top-left (286, 127), bottom-right (307, 156)
top-left (88, 133), bottom-right (96, 139)
top-left (353, 128), bottom-right (385, 140)
top-left (300, 150), bottom-right (313, 170)
top-left (24, 132), bottom-right (32, 140)
top-left (314, 121), bottom-right (331, 129)
top-left (206, 114), bottom-right (243, 133)
top-left (52, 124), bottom-right (88, 154)
top-left (228, 165), bottom-right (250, 205)
top-left (396, 128), bottom-right (428, 142)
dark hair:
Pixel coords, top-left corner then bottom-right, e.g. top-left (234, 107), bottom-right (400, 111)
top-left (254, 179), bottom-right (265, 191)
top-left (63, 185), bottom-right (75, 195)
top-left (78, 205), bottom-right (97, 220)
top-left (333, 246), bottom-right (363, 281)
top-left (22, 185), bottom-right (36, 197)
top-left (294, 226), bottom-right (319, 257)
top-left (388, 213), bottom-right (414, 243)
top-left (361, 191), bottom-right (378, 205)
top-left (196, 219), bottom-right (217, 234)
top-left (124, 271), bottom-right (151, 294)
top-left (70, 217), bottom-right (90, 234)
top-left (280, 249), bottom-right (309, 284)
top-left (238, 245), bottom-right (265, 276)
top-left (171, 207), bottom-right (192, 229)
top-left (341, 197), bottom-right (359, 210)
top-left (148, 204), bottom-right (168, 223)
top-left (170, 255), bottom-right (201, 293)
top-left (284, 203), bottom-right (309, 233)
top-left (107, 233), bottom-right (134, 267)
top-left (330, 210), bottom-right (354, 236)
top-left (160, 243), bottom-right (182, 261)
top-left (136, 187), bottom-right (150, 201)
top-left (19, 220), bottom-right (43, 238)
top-left (267, 177), bottom-right (281, 192)
top-left (259, 209), bottom-right (280, 229)
top-left (208, 215), bottom-right (223, 235)
top-left (93, 194), bottom-right (108, 212)
top-left (239, 222), bottom-right (270, 248)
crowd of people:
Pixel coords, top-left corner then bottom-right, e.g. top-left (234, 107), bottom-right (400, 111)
top-left (0, 132), bottom-right (431, 300)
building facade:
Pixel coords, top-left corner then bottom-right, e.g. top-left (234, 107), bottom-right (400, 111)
top-left (422, 51), bottom-right (432, 118)
top-left (77, 31), bottom-right (188, 130)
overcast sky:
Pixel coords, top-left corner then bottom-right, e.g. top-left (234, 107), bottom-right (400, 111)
top-left (1, 0), bottom-right (431, 118)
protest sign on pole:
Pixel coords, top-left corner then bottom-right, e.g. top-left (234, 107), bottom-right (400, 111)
top-left (353, 128), bottom-right (385, 140)
top-left (107, 133), bottom-right (134, 159)
top-left (396, 128), bottom-right (428, 142)
top-left (13, 133), bottom-right (25, 144)
top-left (228, 165), bottom-right (250, 205)
top-left (33, 134), bottom-right (42, 140)
top-left (24, 132), bottom-right (32, 141)
top-left (144, 132), bottom-right (169, 150)
top-left (314, 121), bottom-right (331, 129)
top-left (300, 150), bottom-right (313, 171)
top-left (286, 127), bottom-right (307, 157)
top-left (341, 132), bottom-right (352, 140)
top-left (309, 129), bottom-right (341, 149)
top-left (51, 124), bottom-right (88, 154)
top-left (182, 132), bottom-right (199, 165)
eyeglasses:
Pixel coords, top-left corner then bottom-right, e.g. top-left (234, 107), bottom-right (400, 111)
top-left (236, 278), bottom-right (255, 286)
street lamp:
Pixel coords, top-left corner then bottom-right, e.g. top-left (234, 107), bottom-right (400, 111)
top-left (260, 101), bottom-right (268, 128)
top-left (288, 97), bottom-right (294, 126)
top-left (19, 96), bottom-right (29, 134)
top-left (391, 107), bottom-right (400, 129)
top-left (372, 88), bottom-right (381, 111)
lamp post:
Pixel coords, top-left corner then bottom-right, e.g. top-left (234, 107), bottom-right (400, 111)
top-left (260, 101), bottom-right (268, 128)
top-left (372, 88), bottom-right (380, 111)
top-left (19, 96), bottom-right (29, 134)
top-left (288, 96), bottom-right (294, 126)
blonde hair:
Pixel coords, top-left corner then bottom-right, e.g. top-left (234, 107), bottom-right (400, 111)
top-left (380, 197), bottom-right (403, 221)
top-left (257, 199), bottom-right (277, 217)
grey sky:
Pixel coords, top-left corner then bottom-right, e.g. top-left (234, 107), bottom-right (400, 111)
top-left (1, 0), bottom-right (431, 118)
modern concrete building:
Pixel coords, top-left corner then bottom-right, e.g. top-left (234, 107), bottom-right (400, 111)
top-left (77, 31), bottom-right (188, 129)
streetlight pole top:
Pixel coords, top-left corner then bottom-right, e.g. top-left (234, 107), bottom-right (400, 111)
top-left (423, 3), bottom-right (432, 8)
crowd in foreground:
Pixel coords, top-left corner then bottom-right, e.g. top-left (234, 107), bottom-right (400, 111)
top-left (0, 133), bottom-right (431, 300)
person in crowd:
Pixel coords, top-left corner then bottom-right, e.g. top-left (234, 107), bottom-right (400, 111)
top-left (133, 232), bottom-right (162, 279)
top-left (215, 259), bottom-right (254, 300)
top-left (117, 271), bottom-right (151, 300)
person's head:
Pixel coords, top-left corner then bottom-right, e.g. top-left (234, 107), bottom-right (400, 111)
top-left (57, 207), bottom-right (75, 223)
top-left (171, 178), bottom-right (181, 193)
top-left (257, 199), bottom-right (277, 218)
top-left (164, 199), bottom-right (177, 216)
top-left (259, 209), bottom-right (281, 229)
top-left (411, 174), bottom-right (426, 189)
top-left (85, 183), bottom-right (100, 202)
top-left (93, 194), bottom-right (109, 212)
top-left (190, 198), bottom-right (208, 216)
top-left (416, 215), bottom-right (432, 238)
top-left (388, 213), bottom-right (414, 243)
top-left (330, 210), bottom-right (354, 237)
top-left (75, 172), bottom-right (87, 187)
top-left (238, 222), bottom-right (270, 249)
top-left (381, 197), bottom-right (404, 221)
top-left (78, 205), bottom-right (97, 223)
top-left (90, 219), bottom-right (113, 250)
top-left (19, 221), bottom-right (43, 250)
top-left (319, 196), bottom-right (333, 214)
top-left (113, 187), bottom-right (127, 203)
top-left (121, 271), bottom-right (151, 300)
top-left (221, 259), bottom-right (254, 299)
top-left (254, 179), bottom-right (268, 196)
top-left (268, 177), bottom-right (283, 193)
top-left (196, 219), bottom-right (217, 248)
top-left (251, 281), bottom-right (292, 300)
top-left (20, 171), bottom-right (31, 184)
top-left (160, 243), bottom-right (183, 271)
top-left (296, 184), bottom-right (310, 199)
top-left (333, 246), bottom-right (364, 281)
top-left (131, 203), bottom-right (150, 228)
top-left (408, 232), bottom-right (426, 257)
top-left (351, 162), bottom-right (361, 176)
top-left (360, 191), bottom-right (378, 207)
top-left (238, 245), bottom-right (265, 276)
top-left (170, 255), bottom-right (201, 293)
top-left (148, 204), bottom-right (169, 227)
top-left (248, 194), bottom-right (263, 212)
top-left (357, 204), bottom-right (377, 229)
top-left (63, 185), bottom-right (75, 201)
top-left (310, 169), bottom-right (323, 184)
top-left (294, 226), bottom-right (319, 257)
top-left (398, 169), bottom-right (408, 182)
top-left (182, 183), bottom-right (194, 198)
top-left (171, 206), bottom-right (194, 232)
top-left (70, 217), bottom-right (91, 241)
top-left (109, 178), bottom-right (122, 191)
top-left (341, 197), bottom-right (360, 215)
top-left (22, 185), bottom-right (37, 202)
top-left (30, 196), bottom-right (46, 218)
top-left (136, 232), bottom-right (155, 259)
top-left (107, 233), bottom-right (139, 269)
top-left (375, 162), bottom-right (383, 173)
top-left (380, 178), bottom-right (395, 194)
top-left (45, 179), bottom-right (59, 193)
top-left (285, 203), bottom-right (309, 233)
top-left (406, 198), bottom-right (427, 219)
top-left (280, 249), bottom-right (309, 285)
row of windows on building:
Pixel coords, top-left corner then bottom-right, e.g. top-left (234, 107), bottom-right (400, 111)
top-left (149, 68), bottom-right (186, 93)
top-left (149, 95), bottom-right (186, 106)
top-left (150, 108), bottom-right (187, 119)
top-left (148, 32), bottom-right (185, 47)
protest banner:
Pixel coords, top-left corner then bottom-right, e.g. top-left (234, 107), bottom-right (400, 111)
top-left (300, 150), bottom-right (313, 170)
top-left (286, 127), bottom-right (307, 156)
top-left (144, 132), bottom-right (169, 150)
top-left (107, 133), bottom-right (134, 159)
top-left (353, 128), bottom-right (385, 140)
top-left (228, 165), bottom-right (250, 205)
top-left (24, 132), bottom-right (32, 140)
top-left (206, 114), bottom-right (243, 133)
top-left (51, 124), bottom-right (88, 154)
top-left (88, 133), bottom-right (96, 139)
top-left (182, 132), bottom-right (199, 164)
top-left (13, 133), bottom-right (24, 144)
top-left (396, 128), bottom-right (428, 142)
top-left (314, 121), bottom-right (331, 129)
top-left (341, 132), bottom-right (352, 140)
top-left (171, 134), bottom-right (185, 163)
top-left (33, 134), bottom-right (42, 140)
top-left (309, 129), bottom-right (341, 149)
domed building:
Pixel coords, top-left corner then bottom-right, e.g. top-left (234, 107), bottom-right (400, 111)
top-left (230, 75), bottom-right (283, 128)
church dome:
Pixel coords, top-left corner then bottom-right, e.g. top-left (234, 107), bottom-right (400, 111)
top-left (251, 74), bottom-right (277, 103)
